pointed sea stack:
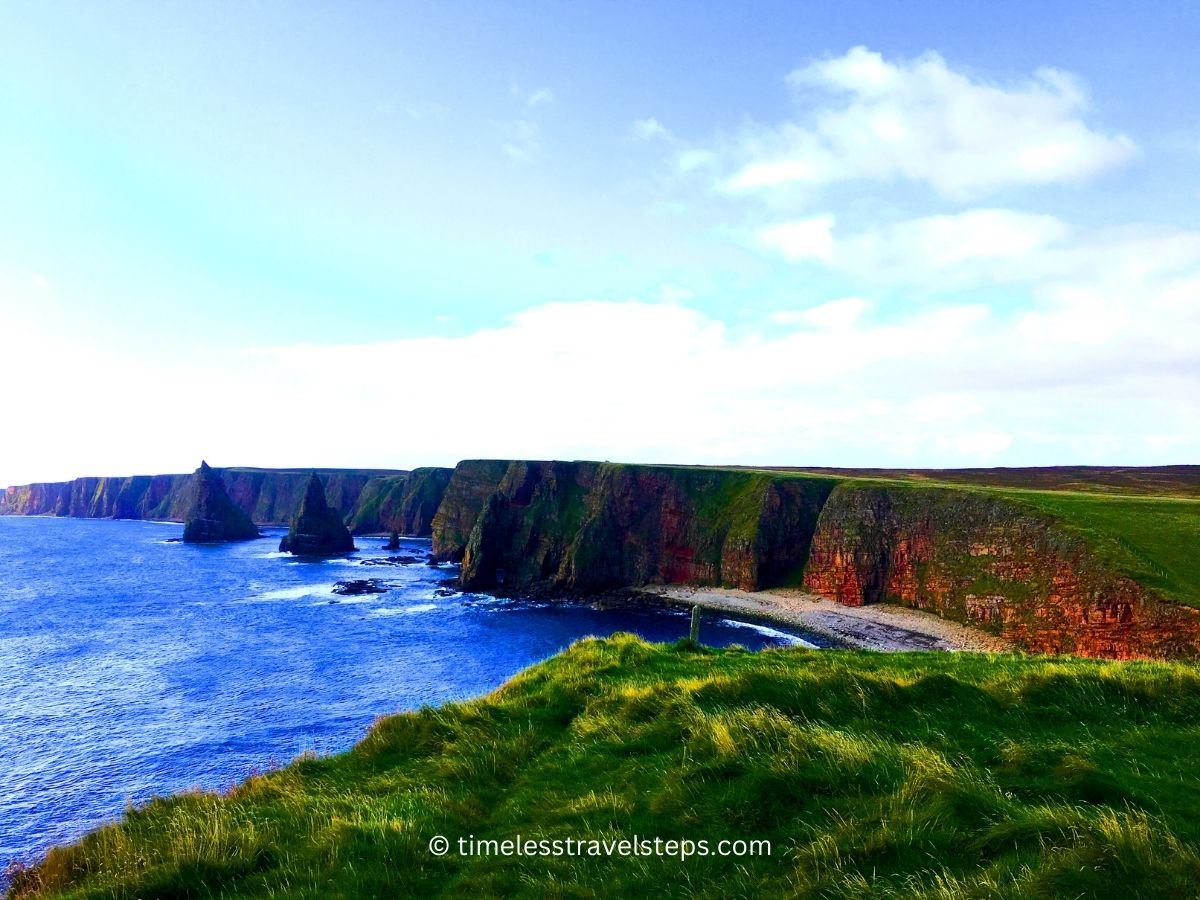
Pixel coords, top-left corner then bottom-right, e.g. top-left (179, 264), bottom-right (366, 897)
top-left (181, 461), bottom-right (260, 543)
top-left (279, 472), bottom-right (355, 555)
top-left (384, 528), bottom-right (401, 550)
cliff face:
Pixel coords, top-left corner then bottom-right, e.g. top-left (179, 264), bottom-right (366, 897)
top-left (0, 475), bottom-right (181, 520)
top-left (444, 461), bottom-right (837, 593)
top-left (182, 462), bottom-right (260, 543)
top-left (347, 467), bottom-right (454, 535)
top-left (433, 460), bottom-right (1200, 660)
top-left (801, 485), bottom-right (1200, 660)
top-left (430, 460), bottom-right (511, 561)
top-left (1, 468), bottom-right (393, 525)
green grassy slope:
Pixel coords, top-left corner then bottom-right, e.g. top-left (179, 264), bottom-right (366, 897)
top-left (1007, 491), bottom-right (1200, 608)
top-left (15, 636), bottom-right (1200, 899)
top-left (724, 465), bottom-right (1200, 609)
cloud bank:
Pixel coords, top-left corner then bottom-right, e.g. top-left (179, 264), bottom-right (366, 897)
top-left (703, 46), bottom-right (1136, 200)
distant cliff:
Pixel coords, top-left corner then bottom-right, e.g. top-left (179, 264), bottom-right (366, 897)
top-left (8, 457), bottom-right (1199, 659)
top-left (442, 461), bottom-right (836, 593)
top-left (347, 468), bottom-right (455, 535)
top-left (1, 467), bottom-right (403, 525)
top-left (432, 460), bottom-right (1200, 660)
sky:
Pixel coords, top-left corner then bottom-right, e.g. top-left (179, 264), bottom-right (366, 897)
top-left (1, 0), bottom-right (1198, 484)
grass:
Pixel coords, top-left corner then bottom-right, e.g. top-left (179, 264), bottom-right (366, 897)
top-left (735, 465), bottom-right (1200, 609)
top-left (14, 635), bottom-right (1200, 899)
top-left (1007, 491), bottom-right (1200, 608)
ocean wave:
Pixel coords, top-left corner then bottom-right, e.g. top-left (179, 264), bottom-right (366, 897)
top-left (718, 617), bottom-right (818, 649)
top-left (244, 584), bottom-right (335, 602)
top-left (369, 604), bottom-right (439, 617)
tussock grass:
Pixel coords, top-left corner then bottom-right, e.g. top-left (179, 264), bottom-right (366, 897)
top-left (11, 636), bottom-right (1200, 898)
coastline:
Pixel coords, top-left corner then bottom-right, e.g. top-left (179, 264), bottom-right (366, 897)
top-left (635, 585), bottom-right (1013, 652)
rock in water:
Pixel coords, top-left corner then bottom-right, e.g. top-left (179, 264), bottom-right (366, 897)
top-left (279, 472), bottom-right (356, 555)
top-left (384, 528), bottom-right (401, 550)
top-left (181, 461), bottom-right (260, 543)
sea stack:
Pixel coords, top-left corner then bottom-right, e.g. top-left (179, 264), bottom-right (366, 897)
top-left (384, 528), bottom-right (401, 550)
top-left (181, 461), bottom-right (260, 543)
top-left (279, 472), bottom-right (355, 555)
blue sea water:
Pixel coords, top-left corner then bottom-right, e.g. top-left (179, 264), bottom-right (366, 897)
top-left (0, 516), bottom-right (827, 872)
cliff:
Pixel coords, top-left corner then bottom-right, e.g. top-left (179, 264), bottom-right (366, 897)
top-left (346, 467), bottom-right (454, 535)
top-left (801, 484), bottom-right (1200, 659)
top-left (279, 473), bottom-right (356, 555)
top-left (436, 460), bottom-right (837, 592)
top-left (1, 467), bottom-right (400, 525)
top-left (430, 459), bottom-right (511, 561)
top-left (433, 460), bottom-right (1200, 659)
top-left (181, 462), bottom-right (260, 543)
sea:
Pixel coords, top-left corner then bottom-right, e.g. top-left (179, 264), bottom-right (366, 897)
top-left (0, 516), bottom-right (828, 873)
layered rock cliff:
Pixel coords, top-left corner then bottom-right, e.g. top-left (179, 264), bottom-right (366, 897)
top-left (1, 468), bottom-right (399, 525)
top-left (347, 467), bottom-right (454, 535)
top-left (182, 462), bottom-right (260, 543)
top-left (434, 460), bottom-right (837, 593)
top-left (430, 460), bottom-right (511, 561)
top-left (801, 484), bottom-right (1200, 659)
top-left (432, 460), bottom-right (1200, 659)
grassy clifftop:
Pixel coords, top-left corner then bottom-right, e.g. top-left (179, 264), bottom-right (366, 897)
top-left (14, 636), bottom-right (1200, 898)
top-left (1003, 489), bottom-right (1200, 609)
top-left (743, 468), bottom-right (1200, 609)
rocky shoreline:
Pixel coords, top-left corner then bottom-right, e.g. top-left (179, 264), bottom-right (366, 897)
top-left (636, 585), bottom-right (1013, 653)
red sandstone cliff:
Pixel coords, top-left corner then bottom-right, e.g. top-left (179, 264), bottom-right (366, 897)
top-left (802, 486), bottom-right (1200, 660)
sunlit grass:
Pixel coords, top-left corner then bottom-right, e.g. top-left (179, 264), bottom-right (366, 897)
top-left (11, 635), bottom-right (1200, 898)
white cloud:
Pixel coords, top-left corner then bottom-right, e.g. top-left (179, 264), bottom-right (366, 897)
top-left (500, 86), bottom-right (554, 162)
top-left (236, 280), bottom-right (1194, 470)
top-left (755, 208), bottom-right (1074, 287)
top-left (769, 296), bottom-right (868, 331)
top-left (657, 282), bottom-right (695, 303)
top-left (708, 46), bottom-right (1135, 200)
top-left (503, 119), bottom-right (541, 163)
top-left (755, 215), bottom-right (836, 261)
top-left (675, 148), bottom-right (716, 174)
top-left (503, 141), bottom-right (537, 164)
top-left (4, 260), bottom-right (1198, 486)
top-left (752, 208), bottom-right (1200, 297)
top-left (631, 118), bottom-right (672, 141)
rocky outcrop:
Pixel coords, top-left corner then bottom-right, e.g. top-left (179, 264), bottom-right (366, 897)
top-left (182, 462), bottom-right (260, 543)
top-left (430, 460), bottom-right (511, 561)
top-left (801, 485), bottom-right (1200, 660)
top-left (347, 467), bottom-right (454, 535)
top-left (279, 473), bottom-right (356, 555)
top-left (1, 468), bottom-right (394, 524)
top-left (439, 460), bottom-right (837, 593)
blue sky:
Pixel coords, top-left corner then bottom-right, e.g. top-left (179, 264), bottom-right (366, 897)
top-left (1, 1), bottom-right (1198, 483)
